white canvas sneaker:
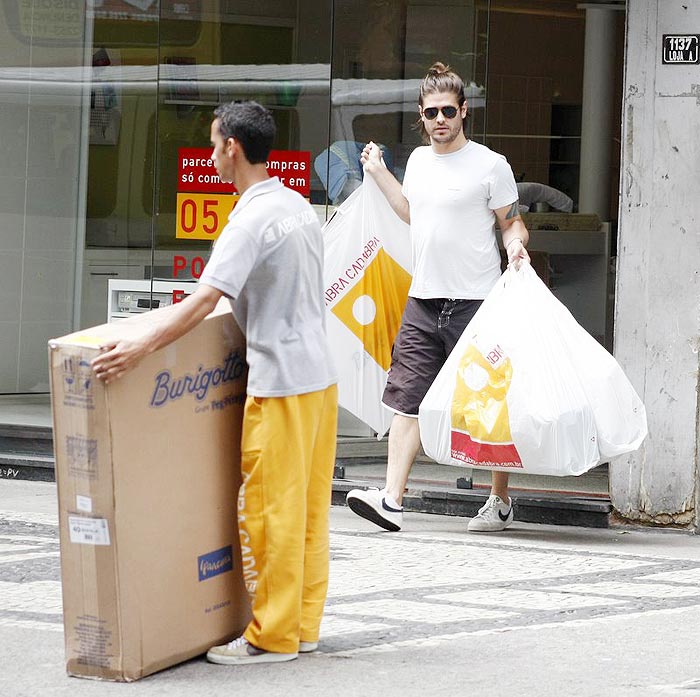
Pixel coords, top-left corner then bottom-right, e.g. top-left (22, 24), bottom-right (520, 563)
top-left (346, 487), bottom-right (403, 531)
top-left (467, 495), bottom-right (514, 532)
top-left (207, 636), bottom-right (298, 665)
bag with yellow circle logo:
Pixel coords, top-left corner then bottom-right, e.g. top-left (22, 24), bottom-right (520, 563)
top-left (323, 175), bottom-right (412, 437)
top-left (418, 263), bottom-right (647, 475)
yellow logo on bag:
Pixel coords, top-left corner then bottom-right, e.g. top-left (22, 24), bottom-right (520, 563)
top-left (450, 339), bottom-right (521, 467)
top-left (451, 342), bottom-right (514, 443)
top-left (331, 248), bottom-right (411, 370)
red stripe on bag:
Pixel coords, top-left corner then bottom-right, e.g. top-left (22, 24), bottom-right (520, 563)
top-left (450, 431), bottom-right (523, 468)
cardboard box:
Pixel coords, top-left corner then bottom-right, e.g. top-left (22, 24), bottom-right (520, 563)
top-left (48, 299), bottom-right (252, 681)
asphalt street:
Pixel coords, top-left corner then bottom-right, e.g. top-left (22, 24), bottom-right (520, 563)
top-left (2, 479), bottom-right (700, 697)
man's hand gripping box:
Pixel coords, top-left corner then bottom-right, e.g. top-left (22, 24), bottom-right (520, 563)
top-left (48, 299), bottom-right (251, 681)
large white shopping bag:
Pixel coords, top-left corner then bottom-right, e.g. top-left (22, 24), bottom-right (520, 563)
top-left (525, 276), bottom-right (647, 458)
top-left (323, 176), bottom-right (411, 436)
top-left (418, 263), bottom-right (647, 475)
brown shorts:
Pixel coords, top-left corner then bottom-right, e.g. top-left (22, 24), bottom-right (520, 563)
top-left (382, 297), bottom-right (482, 417)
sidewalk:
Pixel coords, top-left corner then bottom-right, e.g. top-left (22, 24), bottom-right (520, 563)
top-left (2, 479), bottom-right (700, 697)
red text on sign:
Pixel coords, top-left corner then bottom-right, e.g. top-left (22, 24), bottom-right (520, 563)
top-left (173, 255), bottom-right (206, 280)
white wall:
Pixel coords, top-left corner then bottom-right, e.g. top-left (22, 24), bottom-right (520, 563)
top-left (612, 1), bottom-right (700, 525)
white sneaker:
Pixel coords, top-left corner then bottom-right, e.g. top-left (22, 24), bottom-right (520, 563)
top-left (299, 641), bottom-right (318, 653)
top-left (346, 488), bottom-right (403, 531)
top-left (467, 495), bottom-right (514, 532)
top-left (207, 636), bottom-right (298, 665)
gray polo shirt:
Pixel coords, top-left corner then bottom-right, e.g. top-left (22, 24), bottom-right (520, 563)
top-left (199, 177), bottom-right (337, 397)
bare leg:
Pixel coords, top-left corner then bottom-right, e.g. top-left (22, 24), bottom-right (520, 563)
top-left (490, 471), bottom-right (510, 501)
top-left (384, 414), bottom-right (421, 505)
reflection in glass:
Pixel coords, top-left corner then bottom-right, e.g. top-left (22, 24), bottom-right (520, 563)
top-left (322, 0), bottom-right (486, 203)
top-left (0, 0), bottom-right (92, 391)
top-left (153, 2), bottom-right (333, 291)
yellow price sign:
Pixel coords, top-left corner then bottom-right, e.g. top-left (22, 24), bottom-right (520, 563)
top-left (176, 193), bottom-right (239, 240)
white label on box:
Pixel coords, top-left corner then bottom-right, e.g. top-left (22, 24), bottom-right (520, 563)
top-left (68, 516), bottom-right (110, 546)
top-left (76, 495), bottom-right (92, 513)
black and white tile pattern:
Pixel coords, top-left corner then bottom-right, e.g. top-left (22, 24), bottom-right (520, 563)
top-left (2, 512), bottom-right (700, 657)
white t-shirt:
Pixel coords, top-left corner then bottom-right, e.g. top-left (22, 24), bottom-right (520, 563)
top-left (199, 177), bottom-right (337, 397)
top-left (401, 140), bottom-right (518, 299)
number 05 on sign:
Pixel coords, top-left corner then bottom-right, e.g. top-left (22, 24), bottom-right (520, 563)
top-left (176, 193), bottom-right (238, 240)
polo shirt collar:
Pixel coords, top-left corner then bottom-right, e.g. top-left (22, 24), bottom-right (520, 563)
top-left (228, 177), bottom-right (283, 221)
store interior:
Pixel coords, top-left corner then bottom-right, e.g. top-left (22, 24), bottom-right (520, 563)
top-left (0, 0), bottom-right (626, 498)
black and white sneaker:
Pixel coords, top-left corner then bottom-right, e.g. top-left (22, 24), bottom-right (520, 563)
top-left (346, 487), bottom-right (403, 531)
top-left (467, 495), bottom-right (514, 532)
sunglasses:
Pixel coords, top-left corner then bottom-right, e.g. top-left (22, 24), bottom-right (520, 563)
top-left (422, 105), bottom-right (459, 120)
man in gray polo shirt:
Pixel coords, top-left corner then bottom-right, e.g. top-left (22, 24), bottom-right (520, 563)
top-left (92, 101), bottom-right (338, 666)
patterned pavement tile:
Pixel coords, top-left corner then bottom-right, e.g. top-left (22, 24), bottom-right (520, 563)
top-left (326, 599), bottom-right (516, 623)
top-left (546, 581), bottom-right (700, 598)
top-left (635, 568), bottom-right (700, 584)
top-left (0, 580), bottom-right (63, 614)
top-left (425, 588), bottom-right (626, 610)
top-left (3, 511), bottom-right (700, 657)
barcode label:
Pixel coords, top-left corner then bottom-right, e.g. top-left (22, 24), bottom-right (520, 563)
top-left (68, 516), bottom-right (111, 546)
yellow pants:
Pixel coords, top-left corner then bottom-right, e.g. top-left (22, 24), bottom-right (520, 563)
top-left (239, 384), bottom-right (338, 654)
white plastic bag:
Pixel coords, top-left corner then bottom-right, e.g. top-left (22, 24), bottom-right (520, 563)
top-left (418, 263), bottom-right (647, 476)
top-left (323, 176), bottom-right (412, 437)
top-left (525, 271), bottom-right (647, 458)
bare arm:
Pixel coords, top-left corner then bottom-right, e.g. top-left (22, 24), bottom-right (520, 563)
top-left (91, 283), bottom-right (224, 383)
top-left (361, 141), bottom-right (410, 224)
top-left (495, 200), bottom-right (530, 268)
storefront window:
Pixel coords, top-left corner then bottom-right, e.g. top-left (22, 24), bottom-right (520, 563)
top-left (0, 0), bottom-right (623, 486)
top-left (149, 0), bottom-right (332, 313)
top-left (484, 2), bottom-right (624, 348)
top-left (0, 0), bottom-right (90, 393)
top-left (80, 2), bottom-right (160, 331)
top-left (322, 1), bottom-right (487, 436)
top-left (324, 0), bottom-right (486, 206)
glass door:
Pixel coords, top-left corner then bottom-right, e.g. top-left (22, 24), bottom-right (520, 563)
top-left (328, 0), bottom-right (487, 200)
top-left (79, 1), bottom-right (160, 329)
top-left (327, 0), bottom-right (488, 439)
top-left (0, 1), bottom-right (93, 394)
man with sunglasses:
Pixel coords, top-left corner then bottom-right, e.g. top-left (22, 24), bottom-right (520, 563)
top-left (346, 62), bottom-right (530, 534)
